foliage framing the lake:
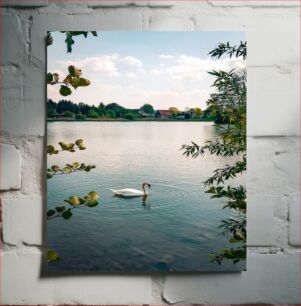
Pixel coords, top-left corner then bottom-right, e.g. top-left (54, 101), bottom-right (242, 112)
top-left (47, 139), bottom-right (99, 263)
top-left (182, 41), bottom-right (247, 265)
top-left (47, 32), bottom-right (100, 263)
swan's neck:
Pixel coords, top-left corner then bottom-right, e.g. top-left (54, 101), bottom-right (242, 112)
top-left (142, 184), bottom-right (148, 195)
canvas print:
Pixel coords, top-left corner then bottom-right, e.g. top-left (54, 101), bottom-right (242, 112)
top-left (47, 31), bottom-right (246, 272)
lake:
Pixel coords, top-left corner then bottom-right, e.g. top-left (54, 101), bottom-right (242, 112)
top-left (47, 121), bottom-right (245, 272)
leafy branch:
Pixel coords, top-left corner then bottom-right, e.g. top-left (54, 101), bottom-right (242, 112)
top-left (182, 41), bottom-right (247, 265)
top-left (47, 162), bottom-right (96, 179)
top-left (47, 139), bottom-right (86, 155)
top-left (47, 65), bottom-right (90, 97)
top-left (209, 41), bottom-right (247, 60)
top-left (47, 31), bottom-right (98, 53)
top-left (47, 191), bottom-right (100, 221)
top-left (47, 138), bottom-right (98, 263)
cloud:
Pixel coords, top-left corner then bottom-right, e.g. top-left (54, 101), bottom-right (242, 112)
top-left (167, 55), bottom-right (245, 81)
top-left (159, 54), bottom-right (173, 60)
top-left (120, 56), bottom-right (143, 68)
top-left (49, 53), bottom-right (244, 111)
top-left (58, 54), bottom-right (144, 78)
top-left (59, 55), bottom-right (120, 77)
top-left (124, 72), bottom-right (137, 79)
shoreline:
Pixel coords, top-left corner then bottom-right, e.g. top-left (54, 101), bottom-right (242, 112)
top-left (47, 118), bottom-right (214, 122)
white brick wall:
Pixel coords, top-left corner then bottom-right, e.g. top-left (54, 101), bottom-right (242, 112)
top-left (0, 0), bottom-right (300, 304)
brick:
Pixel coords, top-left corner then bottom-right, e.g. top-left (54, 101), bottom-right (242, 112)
top-left (0, 143), bottom-right (21, 191)
top-left (0, 0), bottom-right (48, 6)
top-left (248, 66), bottom-right (300, 136)
top-left (207, 0), bottom-right (300, 7)
top-left (288, 193), bottom-right (300, 246)
top-left (149, 15), bottom-right (195, 30)
top-left (1, 251), bottom-right (151, 304)
top-left (1, 65), bottom-right (45, 137)
top-left (1, 13), bottom-right (23, 66)
top-left (247, 196), bottom-right (285, 247)
top-left (248, 137), bottom-right (299, 197)
top-left (84, 0), bottom-right (175, 7)
top-left (248, 14), bottom-right (300, 67)
top-left (87, 1), bottom-right (149, 7)
top-left (163, 253), bottom-right (300, 304)
top-left (148, 1), bottom-right (176, 7)
top-left (101, 12), bottom-right (142, 30)
top-left (2, 198), bottom-right (43, 246)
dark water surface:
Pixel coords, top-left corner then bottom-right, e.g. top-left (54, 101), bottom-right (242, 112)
top-left (47, 121), bottom-right (245, 272)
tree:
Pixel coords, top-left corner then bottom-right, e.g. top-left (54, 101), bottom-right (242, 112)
top-left (169, 107), bottom-right (179, 114)
top-left (182, 41), bottom-right (246, 265)
top-left (107, 109), bottom-right (117, 118)
top-left (141, 104), bottom-right (154, 114)
top-left (87, 109), bottom-right (99, 118)
top-left (193, 107), bottom-right (202, 118)
top-left (125, 113), bottom-right (134, 120)
top-left (63, 111), bottom-right (73, 118)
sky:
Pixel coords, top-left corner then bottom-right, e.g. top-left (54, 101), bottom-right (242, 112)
top-left (47, 31), bottom-right (246, 111)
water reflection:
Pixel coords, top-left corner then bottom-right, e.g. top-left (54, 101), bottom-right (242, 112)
top-left (47, 122), bottom-right (245, 272)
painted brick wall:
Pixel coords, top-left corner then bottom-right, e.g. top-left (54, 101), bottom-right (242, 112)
top-left (0, 0), bottom-right (300, 304)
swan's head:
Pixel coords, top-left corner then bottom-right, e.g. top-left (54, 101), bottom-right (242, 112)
top-left (143, 182), bottom-right (151, 189)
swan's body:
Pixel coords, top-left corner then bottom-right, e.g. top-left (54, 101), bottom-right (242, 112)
top-left (111, 182), bottom-right (151, 197)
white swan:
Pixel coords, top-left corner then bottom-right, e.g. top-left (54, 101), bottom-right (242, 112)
top-left (111, 182), bottom-right (151, 197)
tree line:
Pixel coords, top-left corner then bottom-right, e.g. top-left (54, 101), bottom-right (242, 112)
top-left (47, 99), bottom-right (154, 120)
top-left (47, 99), bottom-right (221, 121)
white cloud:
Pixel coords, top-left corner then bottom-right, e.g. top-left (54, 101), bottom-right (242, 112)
top-left (159, 54), bottom-right (173, 60)
top-left (49, 53), bottom-right (244, 111)
top-left (59, 55), bottom-right (120, 77)
top-left (124, 72), bottom-right (137, 79)
top-left (167, 54), bottom-right (245, 81)
top-left (120, 56), bottom-right (143, 68)
top-left (58, 54), bottom-right (144, 78)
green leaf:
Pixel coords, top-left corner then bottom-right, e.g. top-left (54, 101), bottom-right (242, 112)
top-left (72, 162), bottom-right (80, 169)
top-left (206, 186), bottom-right (216, 193)
top-left (55, 206), bottom-right (65, 213)
top-left (62, 209), bottom-right (73, 220)
top-left (87, 200), bottom-right (99, 207)
top-left (59, 85), bottom-right (72, 96)
top-left (46, 32), bottom-right (53, 46)
top-left (88, 191), bottom-right (99, 201)
top-left (47, 145), bottom-right (55, 154)
top-left (75, 139), bottom-right (83, 146)
top-left (65, 33), bottom-right (75, 53)
top-left (47, 249), bottom-right (59, 262)
top-left (229, 238), bottom-right (242, 243)
top-left (47, 209), bottom-right (55, 217)
top-left (65, 143), bottom-right (75, 151)
top-left (68, 196), bottom-right (80, 206)
top-left (47, 73), bottom-right (53, 84)
top-left (68, 65), bottom-right (82, 77)
top-left (234, 232), bottom-right (245, 241)
top-left (63, 166), bottom-right (72, 174)
top-left (51, 165), bottom-right (60, 172)
top-left (58, 142), bottom-right (67, 150)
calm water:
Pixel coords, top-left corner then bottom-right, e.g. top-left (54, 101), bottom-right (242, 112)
top-left (47, 121), bottom-right (245, 272)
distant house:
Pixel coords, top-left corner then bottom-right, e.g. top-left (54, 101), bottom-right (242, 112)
top-left (155, 110), bottom-right (172, 119)
top-left (139, 109), bottom-right (154, 118)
